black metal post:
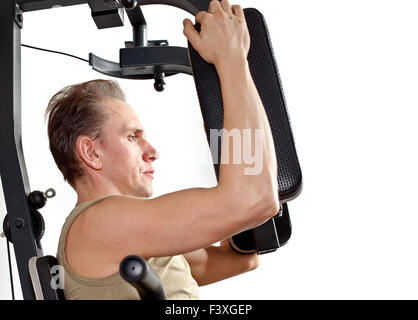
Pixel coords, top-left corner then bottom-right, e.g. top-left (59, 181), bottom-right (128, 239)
top-left (126, 6), bottom-right (148, 47)
top-left (0, 0), bottom-right (43, 300)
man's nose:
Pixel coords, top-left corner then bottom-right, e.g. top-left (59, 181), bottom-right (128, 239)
top-left (142, 142), bottom-right (159, 162)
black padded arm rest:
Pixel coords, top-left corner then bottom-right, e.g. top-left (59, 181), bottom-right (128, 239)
top-left (188, 8), bottom-right (302, 202)
top-left (188, 8), bottom-right (302, 254)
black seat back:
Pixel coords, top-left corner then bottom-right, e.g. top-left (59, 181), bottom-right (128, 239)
top-left (28, 255), bottom-right (65, 300)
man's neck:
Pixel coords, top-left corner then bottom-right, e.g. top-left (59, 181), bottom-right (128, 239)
top-left (74, 177), bottom-right (125, 206)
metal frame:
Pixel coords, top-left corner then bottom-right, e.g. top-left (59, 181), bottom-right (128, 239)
top-left (0, 1), bottom-right (41, 300)
top-left (19, 0), bottom-right (209, 13)
top-left (0, 0), bottom-right (211, 300)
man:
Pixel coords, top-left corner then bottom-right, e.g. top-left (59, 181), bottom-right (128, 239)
top-left (48, 0), bottom-right (279, 299)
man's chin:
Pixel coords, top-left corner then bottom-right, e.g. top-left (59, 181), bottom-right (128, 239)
top-left (137, 186), bottom-right (153, 198)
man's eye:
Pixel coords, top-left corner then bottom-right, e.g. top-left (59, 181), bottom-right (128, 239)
top-left (129, 135), bottom-right (137, 141)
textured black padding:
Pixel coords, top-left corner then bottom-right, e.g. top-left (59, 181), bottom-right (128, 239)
top-left (188, 8), bottom-right (302, 201)
top-left (188, 8), bottom-right (301, 254)
top-left (35, 255), bottom-right (65, 300)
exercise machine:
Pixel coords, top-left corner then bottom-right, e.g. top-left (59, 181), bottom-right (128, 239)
top-left (0, 0), bottom-right (302, 300)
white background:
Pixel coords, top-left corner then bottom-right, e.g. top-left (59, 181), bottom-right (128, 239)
top-left (1, 0), bottom-right (418, 299)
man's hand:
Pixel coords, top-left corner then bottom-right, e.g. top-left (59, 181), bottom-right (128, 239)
top-left (183, 0), bottom-right (250, 68)
top-left (183, 238), bottom-right (260, 286)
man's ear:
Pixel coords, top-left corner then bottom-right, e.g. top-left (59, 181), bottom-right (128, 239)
top-left (76, 136), bottom-right (103, 170)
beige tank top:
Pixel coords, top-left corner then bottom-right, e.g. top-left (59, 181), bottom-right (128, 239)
top-left (56, 196), bottom-right (200, 300)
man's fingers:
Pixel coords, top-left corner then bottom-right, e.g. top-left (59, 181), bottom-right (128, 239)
top-left (183, 18), bottom-right (202, 50)
top-left (231, 4), bottom-right (244, 18)
top-left (208, 0), bottom-right (222, 14)
top-left (195, 11), bottom-right (210, 24)
top-left (220, 0), bottom-right (233, 16)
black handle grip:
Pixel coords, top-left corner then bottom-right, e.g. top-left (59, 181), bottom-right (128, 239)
top-left (119, 255), bottom-right (167, 300)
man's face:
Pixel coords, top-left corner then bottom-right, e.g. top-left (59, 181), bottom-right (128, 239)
top-left (98, 98), bottom-right (159, 198)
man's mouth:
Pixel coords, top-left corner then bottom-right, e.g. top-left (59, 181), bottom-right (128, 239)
top-left (142, 169), bottom-right (154, 179)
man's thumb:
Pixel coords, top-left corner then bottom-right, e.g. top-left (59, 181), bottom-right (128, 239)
top-left (183, 19), bottom-right (201, 50)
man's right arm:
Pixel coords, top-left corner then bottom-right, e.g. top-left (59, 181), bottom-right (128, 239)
top-left (91, 1), bottom-right (279, 260)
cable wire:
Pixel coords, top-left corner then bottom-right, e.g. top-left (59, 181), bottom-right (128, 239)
top-left (21, 44), bottom-right (89, 63)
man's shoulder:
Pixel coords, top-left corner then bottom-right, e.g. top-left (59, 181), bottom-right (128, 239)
top-left (80, 194), bottom-right (144, 213)
top-left (72, 194), bottom-right (148, 230)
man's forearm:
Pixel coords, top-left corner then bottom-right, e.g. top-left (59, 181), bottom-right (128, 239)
top-left (184, 241), bottom-right (260, 286)
top-left (215, 59), bottom-right (279, 201)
